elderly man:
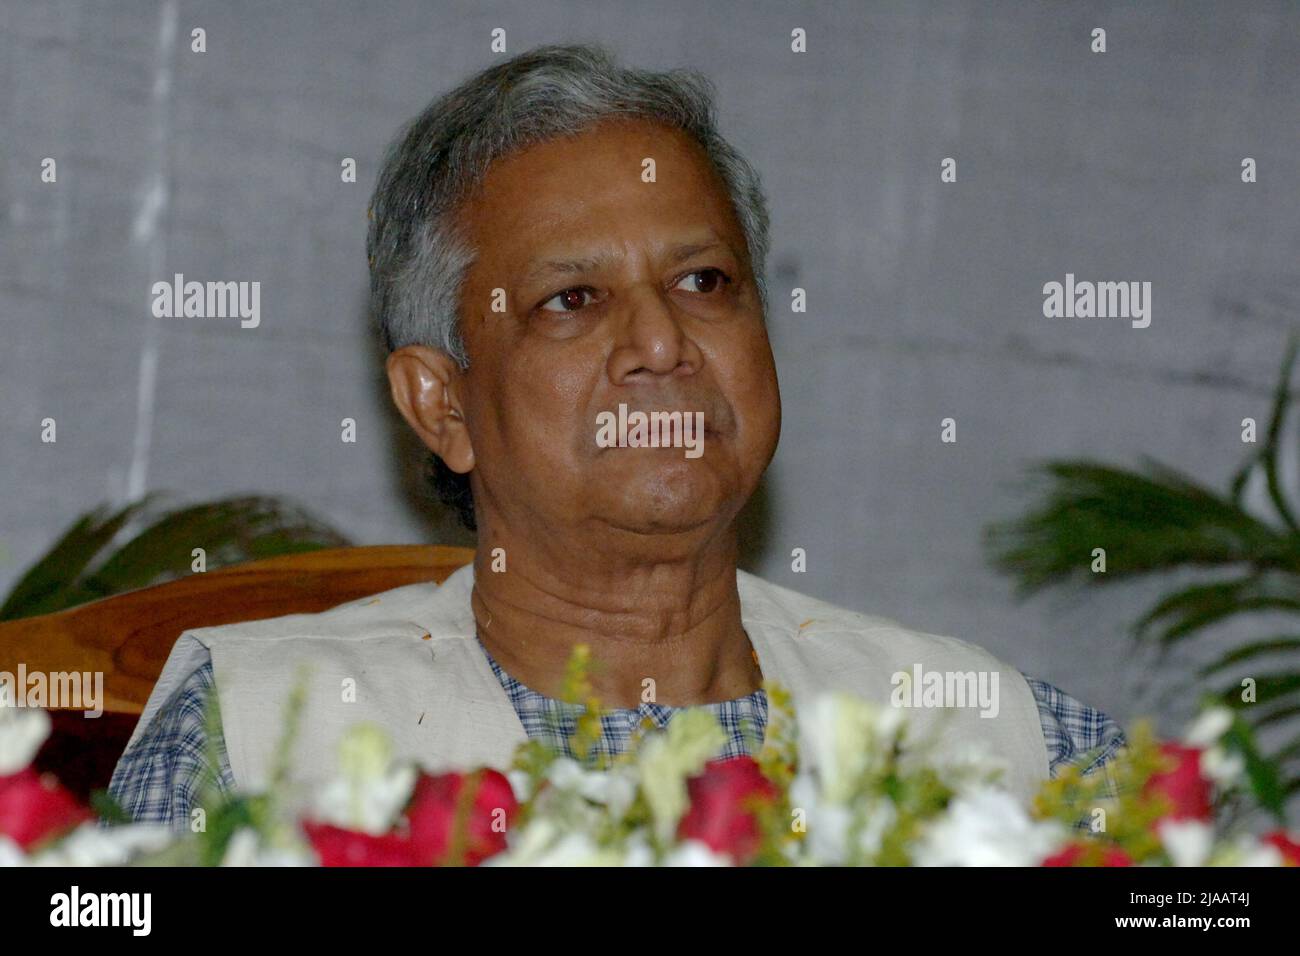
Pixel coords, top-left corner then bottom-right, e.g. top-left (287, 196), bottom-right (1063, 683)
top-left (110, 44), bottom-right (1124, 827)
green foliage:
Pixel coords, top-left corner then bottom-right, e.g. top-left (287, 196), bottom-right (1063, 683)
top-left (1, 493), bottom-right (351, 620)
top-left (872, 766), bottom-right (962, 867)
top-left (88, 788), bottom-right (131, 826)
top-left (196, 795), bottom-right (267, 867)
top-left (756, 680), bottom-right (798, 791)
top-left (1220, 708), bottom-right (1286, 821)
top-left (986, 334), bottom-right (1300, 798)
top-left (508, 643), bottom-right (617, 830)
top-left (1033, 721), bottom-right (1169, 861)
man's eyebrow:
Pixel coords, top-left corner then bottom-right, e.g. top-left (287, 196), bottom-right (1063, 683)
top-left (522, 254), bottom-right (608, 286)
top-left (520, 241), bottom-right (729, 287)
top-left (663, 240), bottom-right (730, 267)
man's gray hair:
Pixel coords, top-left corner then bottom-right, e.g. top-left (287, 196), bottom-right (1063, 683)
top-left (366, 42), bottom-right (771, 367)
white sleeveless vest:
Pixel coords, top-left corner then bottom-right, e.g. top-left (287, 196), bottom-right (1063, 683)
top-left (126, 565), bottom-right (1050, 804)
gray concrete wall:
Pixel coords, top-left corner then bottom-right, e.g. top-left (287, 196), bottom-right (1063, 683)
top-left (3, 0), bottom-right (1298, 738)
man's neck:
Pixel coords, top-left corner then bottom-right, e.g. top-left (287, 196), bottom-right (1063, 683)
top-left (467, 535), bottom-right (762, 709)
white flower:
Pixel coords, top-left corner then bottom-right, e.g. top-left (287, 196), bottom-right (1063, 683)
top-left (637, 710), bottom-right (727, 841)
top-left (0, 836), bottom-right (27, 867)
top-left (913, 787), bottom-right (1067, 866)
top-left (1183, 707), bottom-right (1234, 748)
top-left (310, 723), bottom-right (416, 834)
top-left (798, 693), bottom-right (902, 805)
top-left (546, 758), bottom-right (638, 818)
top-left (1157, 819), bottom-right (1215, 867)
top-left (789, 773), bottom-right (847, 864)
top-left (1207, 834), bottom-right (1284, 867)
top-left (0, 705), bottom-right (51, 775)
top-left (1199, 745), bottom-right (1245, 787)
top-left (790, 773), bottom-right (898, 865)
top-left (662, 839), bottom-right (732, 867)
top-left (28, 823), bottom-right (174, 867)
top-left (506, 769), bottom-right (534, 803)
top-left (531, 833), bottom-right (629, 866)
top-left (806, 806), bottom-right (852, 864)
top-left (853, 798), bottom-right (898, 861)
top-left (485, 818), bottom-right (560, 865)
top-left (622, 833), bottom-right (656, 867)
top-left (487, 819), bottom-right (628, 866)
top-left (221, 827), bottom-right (315, 867)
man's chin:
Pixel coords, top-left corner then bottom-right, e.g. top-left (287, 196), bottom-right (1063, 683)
top-left (619, 507), bottom-right (717, 534)
top-left (596, 482), bottom-right (730, 537)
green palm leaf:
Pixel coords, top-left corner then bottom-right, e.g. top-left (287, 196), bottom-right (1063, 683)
top-left (987, 331), bottom-right (1300, 803)
top-left (0, 493), bottom-right (164, 620)
top-left (1230, 335), bottom-right (1300, 533)
top-left (0, 494), bottom-right (351, 621)
top-left (1136, 574), bottom-right (1300, 645)
top-left (1199, 637), bottom-right (1300, 676)
top-left (985, 461), bottom-right (1296, 597)
top-left (1218, 675), bottom-right (1300, 719)
top-left (1220, 715), bottom-right (1287, 819)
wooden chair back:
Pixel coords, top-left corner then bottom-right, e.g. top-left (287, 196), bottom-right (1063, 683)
top-left (0, 544), bottom-right (475, 715)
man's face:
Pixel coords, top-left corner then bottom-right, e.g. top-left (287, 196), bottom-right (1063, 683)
top-left (453, 118), bottom-right (780, 542)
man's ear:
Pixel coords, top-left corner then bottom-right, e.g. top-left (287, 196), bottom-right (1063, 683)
top-left (385, 345), bottom-right (474, 473)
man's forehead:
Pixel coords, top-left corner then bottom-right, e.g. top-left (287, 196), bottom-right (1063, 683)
top-left (457, 121), bottom-right (742, 276)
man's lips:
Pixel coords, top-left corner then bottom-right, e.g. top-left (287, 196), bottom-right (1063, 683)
top-left (594, 403), bottom-right (733, 428)
top-left (591, 403), bottom-right (729, 451)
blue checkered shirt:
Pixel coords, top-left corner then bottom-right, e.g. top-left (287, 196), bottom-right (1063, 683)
top-left (108, 639), bottom-right (1126, 829)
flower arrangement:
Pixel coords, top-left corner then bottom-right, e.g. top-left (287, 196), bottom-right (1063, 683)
top-left (2, 669), bottom-right (1298, 867)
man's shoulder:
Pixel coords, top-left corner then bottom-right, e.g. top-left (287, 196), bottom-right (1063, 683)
top-left (184, 579), bottom-right (447, 644)
top-left (738, 569), bottom-right (896, 632)
top-left (738, 570), bottom-right (1016, 671)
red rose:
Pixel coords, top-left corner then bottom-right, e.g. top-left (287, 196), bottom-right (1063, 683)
top-left (0, 768), bottom-right (93, 851)
top-left (1142, 743), bottom-right (1212, 822)
top-left (406, 769), bottom-right (518, 866)
top-left (1100, 847), bottom-right (1135, 867)
top-left (1041, 843), bottom-right (1133, 867)
top-left (1263, 831), bottom-right (1300, 866)
top-left (1041, 843), bottom-right (1086, 867)
top-left (677, 756), bottom-right (779, 865)
top-left (302, 821), bottom-right (419, 867)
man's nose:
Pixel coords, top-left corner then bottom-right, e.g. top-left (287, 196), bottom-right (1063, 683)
top-left (607, 287), bottom-right (703, 381)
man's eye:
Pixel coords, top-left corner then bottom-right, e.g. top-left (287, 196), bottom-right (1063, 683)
top-left (539, 287), bottom-right (594, 314)
top-left (672, 268), bottom-right (731, 294)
